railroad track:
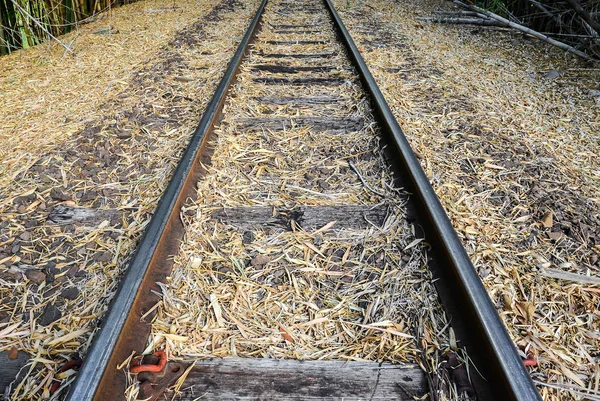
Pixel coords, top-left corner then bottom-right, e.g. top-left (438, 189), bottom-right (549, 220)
top-left (64, 0), bottom-right (541, 400)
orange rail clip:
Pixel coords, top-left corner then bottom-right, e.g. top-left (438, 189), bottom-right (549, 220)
top-left (130, 350), bottom-right (167, 373)
top-left (50, 359), bottom-right (83, 394)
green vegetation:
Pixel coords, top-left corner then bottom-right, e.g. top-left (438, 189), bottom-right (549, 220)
top-left (0, 0), bottom-right (133, 55)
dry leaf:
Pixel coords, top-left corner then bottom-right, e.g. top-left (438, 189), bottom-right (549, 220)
top-left (541, 212), bottom-right (553, 228)
top-left (279, 326), bottom-right (295, 343)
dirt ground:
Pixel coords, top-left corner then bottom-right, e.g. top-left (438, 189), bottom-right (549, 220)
top-left (333, 0), bottom-right (599, 400)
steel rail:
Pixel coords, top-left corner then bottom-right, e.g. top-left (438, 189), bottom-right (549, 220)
top-left (64, 1), bottom-right (269, 400)
top-left (322, 0), bottom-right (542, 400)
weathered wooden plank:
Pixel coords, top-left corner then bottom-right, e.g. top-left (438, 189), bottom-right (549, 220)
top-left (46, 205), bottom-right (120, 226)
top-left (234, 117), bottom-right (363, 133)
top-left (0, 350), bottom-right (30, 394)
top-left (266, 40), bottom-right (327, 45)
top-left (253, 77), bottom-right (348, 86)
top-left (250, 65), bottom-right (336, 73)
top-left (274, 29), bottom-right (323, 34)
top-left (254, 96), bottom-right (348, 105)
top-left (277, 7), bottom-right (322, 12)
top-left (163, 358), bottom-right (427, 400)
top-left (277, 6), bottom-right (322, 10)
top-left (270, 24), bottom-right (324, 29)
top-left (259, 52), bottom-right (335, 59)
top-left (212, 205), bottom-right (389, 231)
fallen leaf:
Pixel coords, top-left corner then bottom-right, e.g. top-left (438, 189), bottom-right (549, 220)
top-left (279, 326), bottom-right (294, 343)
top-left (548, 231), bottom-right (563, 241)
top-left (544, 69), bottom-right (560, 79)
top-left (209, 294), bottom-right (225, 327)
top-left (250, 255), bottom-right (272, 267)
top-left (190, 257), bottom-right (202, 269)
top-left (502, 293), bottom-right (513, 310)
top-left (541, 212), bottom-right (553, 228)
top-left (515, 301), bottom-right (535, 323)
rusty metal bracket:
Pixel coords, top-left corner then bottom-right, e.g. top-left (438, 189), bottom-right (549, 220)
top-left (134, 357), bottom-right (188, 401)
top-left (50, 358), bottom-right (83, 395)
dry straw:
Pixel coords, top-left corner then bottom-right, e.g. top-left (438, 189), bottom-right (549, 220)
top-left (0, 0), bottom-right (261, 399)
top-left (333, 0), bottom-right (600, 399)
top-left (143, 1), bottom-right (459, 399)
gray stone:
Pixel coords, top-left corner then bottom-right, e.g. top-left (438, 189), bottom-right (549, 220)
top-left (38, 304), bottom-right (61, 326)
top-left (25, 269), bottom-right (46, 285)
top-left (60, 287), bottom-right (80, 301)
